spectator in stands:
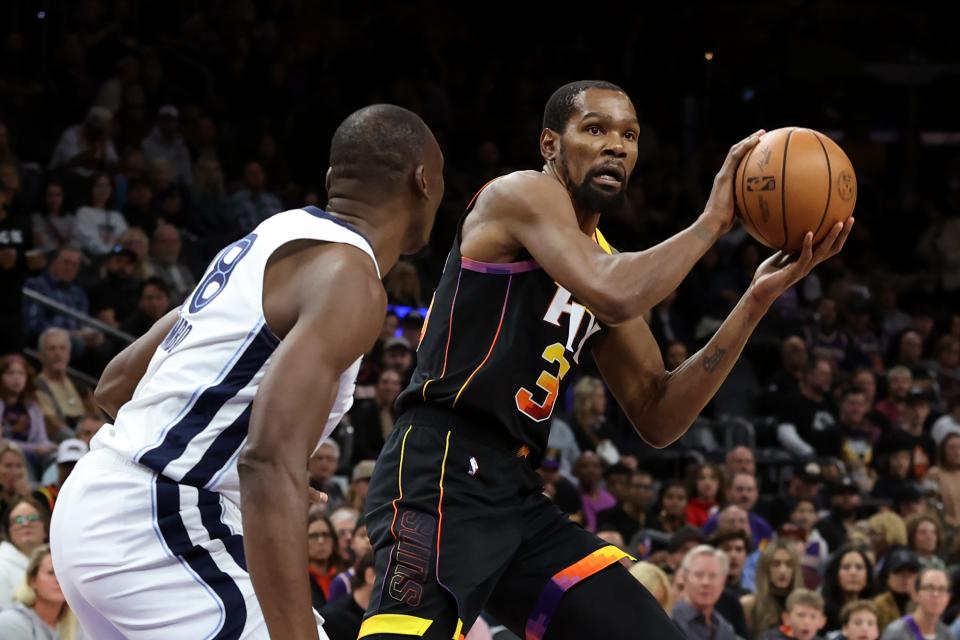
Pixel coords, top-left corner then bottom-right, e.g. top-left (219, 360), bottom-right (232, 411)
top-left (602, 463), bottom-right (632, 505)
top-left (893, 330), bottom-right (926, 373)
top-left (48, 106), bottom-right (118, 175)
top-left (0, 355), bottom-right (55, 472)
top-left (685, 462), bottom-right (724, 527)
top-left (380, 336), bottom-right (415, 386)
top-left (348, 460), bottom-right (376, 513)
top-left (88, 244), bottom-right (141, 327)
top-left (931, 393), bottom-right (960, 445)
top-left (665, 339), bottom-right (690, 370)
top-left (72, 173), bottom-right (128, 256)
top-left (924, 433), bottom-right (960, 528)
top-left (672, 545), bottom-right (736, 640)
top-left (123, 178), bottom-right (157, 236)
top-left (663, 527), bottom-right (708, 575)
top-left (119, 226), bottom-right (151, 279)
top-left (141, 105), bottom-right (192, 185)
top-left (836, 387), bottom-right (884, 490)
top-left (22, 246), bottom-right (104, 357)
top-left (649, 290), bottom-right (693, 349)
top-left (330, 507), bottom-right (359, 566)
top-left (319, 550), bottom-right (375, 640)
top-left (0, 545), bottom-right (81, 638)
top-left (867, 512), bottom-right (908, 566)
top-left (846, 297), bottom-right (884, 373)
top-left (726, 446), bottom-right (757, 478)
top-left (872, 431), bottom-right (915, 501)
top-left (307, 512), bottom-right (346, 611)
top-left (597, 468), bottom-right (655, 542)
top-left (547, 412), bottom-right (582, 479)
top-left (144, 223), bottom-right (195, 304)
top-left (706, 473), bottom-right (774, 546)
top-left (741, 538), bottom-right (804, 638)
top-left (350, 369), bottom-right (402, 462)
top-left (759, 461), bottom-right (824, 531)
top-left (30, 181), bottom-right (75, 255)
top-left (572, 451), bottom-right (615, 532)
top-left (74, 415), bottom-right (104, 446)
top-left (805, 297), bottom-right (857, 369)
top-left (537, 449), bottom-right (584, 523)
top-left (763, 336), bottom-right (809, 413)
top-left (898, 389), bottom-right (934, 477)
top-left (880, 568), bottom-right (951, 640)
top-left (34, 328), bottom-right (96, 439)
top-left (929, 336), bottom-right (960, 400)
top-left (0, 443), bottom-right (33, 520)
top-left (823, 546), bottom-right (877, 630)
top-left (851, 368), bottom-right (882, 416)
top-left (629, 561), bottom-right (674, 612)
top-left (905, 514), bottom-right (943, 571)
top-left (225, 160), bottom-right (282, 233)
top-left (327, 520), bottom-right (372, 604)
top-left (760, 589), bottom-right (826, 640)
top-left (838, 600), bottom-right (880, 640)
top-left (872, 548), bottom-right (920, 630)
top-left (308, 441), bottom-right (345, 511)
top-left (121, 276), bottom-right (171, 337)
top-left (787, 498), bottom-right (830, 587)
top-left (817, 477), bottom-right (863, 551)
top-left (567, 377), bottom-right (619, 463)
top-left (711, 528), bottom-right (752, 597)
top-left (0, 497), bottom-right (47, 606)
top-left (35, 438), bottom-right (87, 514)
top-left (777, 357), bottom-right (837, 458)
top-left (876, 366), bottom-right (913, 429)
top-left (650, 481), bottom-right (687, 533)
top-left (384, 260), bottom-right (424, 308)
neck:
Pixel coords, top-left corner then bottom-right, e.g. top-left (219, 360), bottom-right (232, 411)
top-left (624, 502), bottom-right (646, 520)
top-left (325, 198), bottom-right (407, 279)
top-left (691, 600), bottom-right (714, 620)
top-left (914, 610), bottom-right (939, 634)
top-left (32, 598), bottom-right (62, 628)
top-left (542, 165), bottom-right (601, 235)
top-left (309, 559), bottom-right (329, 572)
top-left (353, 585), bottom-right (372, 611)
top-left (44, 368), bottom-right (66, 381)
top-left (801, 383), bottom-right (822, 402)
top-left (1, 392), bottom-right (17, 405)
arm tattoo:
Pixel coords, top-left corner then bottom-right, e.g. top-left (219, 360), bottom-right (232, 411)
top-left (702, 346), bottom-right (727, 373)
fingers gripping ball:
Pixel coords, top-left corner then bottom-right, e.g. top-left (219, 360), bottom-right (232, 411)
top-left (734, 127), bottom-right (856, 253)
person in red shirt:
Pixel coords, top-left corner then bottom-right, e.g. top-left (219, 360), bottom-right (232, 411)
top-left (685, 462), bottom-right (724, 527)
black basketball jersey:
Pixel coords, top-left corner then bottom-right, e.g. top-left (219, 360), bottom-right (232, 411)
top-left (396, 194), bottom-right (614, 466)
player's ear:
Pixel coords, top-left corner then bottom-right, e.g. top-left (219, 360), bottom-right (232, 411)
top-left (414, 164), bottom-right (430, 200)
top-left (325, 167), bottom-right (332, 193)
top-left (540, 128), bottom-right (560, 163)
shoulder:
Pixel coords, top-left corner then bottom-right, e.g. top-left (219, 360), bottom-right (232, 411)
top-left (0, 605), bottom-right (34, 633)
top-left (481, 171), bottom-right (572, 216)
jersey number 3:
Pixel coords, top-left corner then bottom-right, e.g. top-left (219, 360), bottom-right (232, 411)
top-left (514, 342), bottom-right (570, 422)
top-left (188, 234), bottom-right (257, 313)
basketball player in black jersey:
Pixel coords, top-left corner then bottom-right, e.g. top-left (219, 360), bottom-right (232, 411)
top-left (360, 81), bottom-right (853, 640)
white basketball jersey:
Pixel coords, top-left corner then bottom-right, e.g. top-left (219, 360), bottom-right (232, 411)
top-left (93, 206), bottom-right (379, 505)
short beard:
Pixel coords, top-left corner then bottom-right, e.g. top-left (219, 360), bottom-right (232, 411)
top-left (559, 154), bottom-right (627, 216)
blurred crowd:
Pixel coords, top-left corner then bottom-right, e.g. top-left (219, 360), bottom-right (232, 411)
top-left (0, 1), bottom-right (959, 639)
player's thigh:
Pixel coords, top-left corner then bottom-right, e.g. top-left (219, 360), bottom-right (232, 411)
top-left (542, 562), bottom-right (684, 640)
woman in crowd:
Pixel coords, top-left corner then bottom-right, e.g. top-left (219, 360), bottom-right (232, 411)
top-left (72, 173), bottom-right (128, 257)
top-left (0, 355), bottom-right (55, 475)
top-left (648, 481), bottom-right (688, 535)
top-left (867, 512), bottom-right (908, 568)
top-left (823, 546), bottom-right (877, 631)
top-left (0, 443), bottom-right (34, 517)
top-left (0, 497), bottom-right (48, 607)
top-left (740, 538), bottom-right (804, 638)
top-left (0, 544), bottom-right (82, 639)
top-left (307, 512), bottom-right (346, 611)
top-left (906, 513), bottom-right (945, 570)
top-left (629, 561), bottom-right (674, 613)
top-left (31, 181), bottom-right (76, 255)
top-left (685, 462), bottom-right (724, 527)
top-left (872, 548), bottom-right (921, 631)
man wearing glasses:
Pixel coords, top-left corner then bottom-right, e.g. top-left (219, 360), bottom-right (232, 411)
top-left (881, 568), bottom-right (951, 640)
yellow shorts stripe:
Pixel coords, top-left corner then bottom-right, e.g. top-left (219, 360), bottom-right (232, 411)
top-left (453, 618), bottom-right (463, 639)
top-left (358, 613), bottom-right (434, 638)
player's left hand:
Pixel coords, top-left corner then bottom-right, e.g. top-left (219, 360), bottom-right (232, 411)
top-left (748, 218), bottom-right (854, 307)
top-left (308, 487), bottom-right (329, 505)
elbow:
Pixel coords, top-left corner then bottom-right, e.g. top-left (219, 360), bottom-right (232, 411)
top-left (589, 290), bottom-right (632, 326)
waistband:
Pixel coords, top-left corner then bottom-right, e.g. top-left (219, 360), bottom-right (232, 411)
top-left (85, 446), bottom-right (157, 477)
top-left (396, 404), bottom-right (535, 463)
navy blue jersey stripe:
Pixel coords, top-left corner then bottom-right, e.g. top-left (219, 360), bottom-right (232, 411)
top-left (302, 205), bottom-right (373, 250)
top-left (197, 487), bottom-right (247, 571)
top-left (154, 477), bottom-right (246, 639)
top-left (180, 405), bottom-right (253, 490)
top-left (139, 325), bottom-right (278, 474)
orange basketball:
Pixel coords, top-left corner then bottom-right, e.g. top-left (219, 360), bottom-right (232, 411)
top-left (734, 127), bottom-right (857, 253)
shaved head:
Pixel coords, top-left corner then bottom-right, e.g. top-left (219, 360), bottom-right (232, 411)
top-left (329, 104), bottom-right (435, 199)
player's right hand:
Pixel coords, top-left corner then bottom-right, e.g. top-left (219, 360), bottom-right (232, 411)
top-left (308, 487), bottom-right (328, 506)
top-left (701, 130), bottom-right (765, 239)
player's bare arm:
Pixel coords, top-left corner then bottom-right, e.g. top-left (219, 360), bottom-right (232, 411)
top-left (594, 220), bottom-right (853, 448)
top-left (94, 308), bottom-right (179, 419)
top-left (239, 243), bottom-right (386, 640)
top-left (463, 129), bottom-right (763, 326)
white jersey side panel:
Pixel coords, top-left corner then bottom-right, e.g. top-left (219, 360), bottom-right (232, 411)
top-left (93, 207), bottom-right (378, 505)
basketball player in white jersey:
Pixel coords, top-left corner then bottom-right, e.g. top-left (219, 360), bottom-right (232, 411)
top-left (49, 104), bottom-right (444, 640)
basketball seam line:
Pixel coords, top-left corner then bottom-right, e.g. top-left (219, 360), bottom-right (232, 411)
top-left (738, 144), bottom-right (775, 248)
top-left (781, 129), bottom-right (794, 250)
top-left (812, 132), bottom-right (833, 240)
